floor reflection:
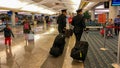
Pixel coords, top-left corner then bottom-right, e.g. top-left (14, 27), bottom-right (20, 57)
top-left (24, 40), bottom-right (34, 58)
top-left (5, 45), bottom-right (14, 68)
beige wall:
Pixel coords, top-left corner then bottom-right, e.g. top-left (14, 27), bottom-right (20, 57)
top-left (109, 1), bottom-right (119, 20)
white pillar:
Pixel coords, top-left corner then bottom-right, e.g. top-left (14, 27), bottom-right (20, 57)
top-left (109, 1), bottom-right (119, 20)
top-left (32, 14), bottom-right (34, 21)
top-left (32, 14), bottom-right (36, 25)
top-left (43, 17), bottom-right (47, 30)
top-left (90, 9), bottom-right (95, 21)
top-left (11, 11), bottom-right (15, 26)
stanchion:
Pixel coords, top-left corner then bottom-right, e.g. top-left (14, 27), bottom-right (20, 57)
top-left (112, 31), bottom-right (120, 68)
top-left (100, 28), bottom-right (108, 51)
top-left (0, 57), bottom-right (1, 68)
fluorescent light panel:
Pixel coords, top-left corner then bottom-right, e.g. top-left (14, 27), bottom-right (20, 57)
top-left (71, 0), bottom-right (81, 12)
top-left (84, 2), bottom-right (95, 9)
top-left (21, 4), bottom-right (39, 12)
top-left (0, 0), bottom-right (56, 14)
top-left (0, 0), bottom-right (28, 8)
top-left (95, 5), bottom-right (104, 9)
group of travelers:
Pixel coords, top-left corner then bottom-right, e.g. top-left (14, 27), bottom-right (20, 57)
top-left (0, 18), bottom-right (32, 57)
top-left (101, 15), bottom-right (120, 37)
top-left (57, 9), bottom-right (85, 43)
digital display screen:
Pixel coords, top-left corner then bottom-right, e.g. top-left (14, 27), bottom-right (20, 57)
top-left (112, 0), bottom-right (120, 6)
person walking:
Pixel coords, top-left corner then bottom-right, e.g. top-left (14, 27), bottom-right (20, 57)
top-left (57, 9), bottom-right (67, 34)
top-left (0, 24), bottom-right (14, 56)
top-left (23, 19), bottom-right (31, 34)
top-left (71, 9), bottom-right (86, 43)
top-left (0, 24), bottom-right (14, 46)
top-left (22, 19), bottom-right (32, 45)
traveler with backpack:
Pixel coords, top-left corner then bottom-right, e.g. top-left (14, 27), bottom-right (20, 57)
top-left (23, 19), bottom-right (34, 45)
top-left (23, 19), bottom-right (31, 34)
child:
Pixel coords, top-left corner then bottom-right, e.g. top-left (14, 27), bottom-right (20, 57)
top-left (0, 24), bottom-right (14, 46)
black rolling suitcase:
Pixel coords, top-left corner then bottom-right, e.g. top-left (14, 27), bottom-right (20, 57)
top-left (50, 33), bottom-right (65, 57)
top-left (70, 41), bottom-right (89, 61)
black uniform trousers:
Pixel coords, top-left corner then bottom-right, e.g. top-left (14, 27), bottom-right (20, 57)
top-left (58, 26), bottom-right (65, 34)
top-left (114, 23), bottom-right (120, 35)
top-left (74, 30), bottom-right (83, 43)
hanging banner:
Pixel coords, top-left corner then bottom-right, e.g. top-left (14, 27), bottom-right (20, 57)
top-left (98, 14), bottom-right (106, 23)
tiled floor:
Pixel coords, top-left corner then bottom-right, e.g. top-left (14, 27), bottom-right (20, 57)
top-left (0, 24), bottom-right (84, 68)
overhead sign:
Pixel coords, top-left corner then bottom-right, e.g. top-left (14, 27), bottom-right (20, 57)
top-left (7, 11), bottom-right (13, 16)
top-left (112, 0), bottom-right (120, 6)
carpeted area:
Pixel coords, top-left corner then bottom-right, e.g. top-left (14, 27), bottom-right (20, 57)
top-left (82, 31), bottom-right (118, 68)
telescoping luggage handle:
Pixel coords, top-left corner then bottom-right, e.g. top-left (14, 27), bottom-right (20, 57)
top-left (84, 31), bottom-right (89, 41)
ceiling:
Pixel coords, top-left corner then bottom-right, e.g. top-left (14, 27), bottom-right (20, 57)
top-left (0, 0), bottom-right (81, 14)
top-left (0, 0), bottom-right (110, 14)
top-left (28, 0), bottom-right (81, 12)
top-left (83, 0), bottom-right (109, 2)
top-left (80, 0), bottom-right (110, 13)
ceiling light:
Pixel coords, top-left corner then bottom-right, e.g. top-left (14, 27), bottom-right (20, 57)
top-left (0, 0), bottom-right (28, 9)
top-left (71, 0), bottom-right (81, 12)
top-left (95, 5), bottom-right (104, 9)
top-left (21, 4), bottom-right (39, 12)
top-left (84, 2), bottom-right (95, 10)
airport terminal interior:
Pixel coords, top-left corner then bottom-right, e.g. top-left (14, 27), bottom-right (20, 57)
top-left (0, 0), bottom-right (120, 68)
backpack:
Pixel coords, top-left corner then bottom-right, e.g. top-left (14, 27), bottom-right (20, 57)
top-left (24, 23), bottom-right (29, 29)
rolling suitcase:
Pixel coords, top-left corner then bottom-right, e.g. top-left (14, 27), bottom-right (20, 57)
top-left (70, 41), bottom-right (89, 62)
top-left (49, 33), bottom-right (65, 57)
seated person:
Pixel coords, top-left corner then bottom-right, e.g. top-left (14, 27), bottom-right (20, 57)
top-left (105, 19), bottom-right (113, 37)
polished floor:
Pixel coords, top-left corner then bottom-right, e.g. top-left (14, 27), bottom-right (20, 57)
top-left (0, 24), bottom-right (84, 68)
top-left (0, 23), bottom-right (119, 68)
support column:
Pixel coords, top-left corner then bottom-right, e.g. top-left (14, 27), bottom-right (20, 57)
top-left (110, 1), bottom-right (120, 68)
top-left (109, 1), bottom-right (119, 20)
top-left (32, 14), bottom-right (34, 21)
top-left (11, 11), bottom-right (15, 26)
top-left (32, 13), bottom-right (36, 25)
top-left (43, 16), bottom-right (47, 30)
top-left (90, 9), bottom-right (95, 21)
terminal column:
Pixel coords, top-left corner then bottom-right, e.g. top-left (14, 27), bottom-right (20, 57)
top-left (32, 13), bottom-right (36, 25)
top-left (32, 13), bottom-right (34, 21)
top-left (109, 1), bottom-right (119, 20)
top-left (90, 9), bottom-right (95, 21)
top-left (43, 16), bottom-right (46, 30)
top-left (11, 11), bottom-right (16, 26)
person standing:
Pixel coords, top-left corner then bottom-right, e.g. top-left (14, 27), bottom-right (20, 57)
top-left (106, 19), bottom-right (113, 37)
top-left (57, 9), bottom-right (67, 34)
top-left (22, 19), bottom-right (32, 45)
top-left (114, 15), bottom-right (120, 35)
top-left (72, 9), bottom-right (86, 43)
